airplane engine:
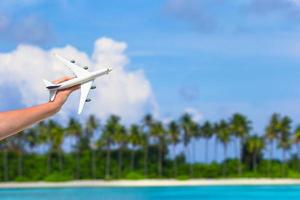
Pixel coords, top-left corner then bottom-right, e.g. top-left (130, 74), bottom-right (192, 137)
top-left (85, 98), bottom-right (91, 102)
top-left (91, 86), bottom-right (96, 89)
top-left (84, 66), bottom-right (88, 70)
top-left (70, 60), bottom-right (75, 63)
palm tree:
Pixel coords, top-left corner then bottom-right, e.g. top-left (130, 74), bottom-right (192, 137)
top-left (293, 125), bottom-right (300, 172)
top-left (140, 131), bottom-right (149, 178)
top-left (191, 122), bottom-right (200, 166)
top-left (113, 125), bottom-right (127, 178)
top-left (143, 114), bottom-right (154, 128)
top-left (9, 131), bottom-right (26, 178)
top-left (100, 115), bottom-right (121, 179)
top-left (150, 121), bottom-right (165, 177)
top-left (277, 116), bottom-right (292, 177)
top-left (85, 115), bottom-right (99, 137)
top-left (0, 138), bottom-right (11, 181)
top-left (167, 120), bottom-right (180, 177)
top-left (215, 120), bottom-right (231, 177)
top-left (265, 113), bottom-right (280, 176)
top-left (141, 114), bottom-right (154, 177)
top-left (230, 113), bottom-right (251, 176)
top-left (213, 123), bottom-right (219, 162)
top-left (36, 121), bottom-right (51, 174)
top-left (84, 115), bottom-right (99, 178)
top-left (180, 113), bottom-right (195, 177)
top-left (25, 125), bottom-right (40, 152)
top-left (245, 135), bottom-right (265, 173)
top-left (129, 124), bottom-right (141, 171)
top-left (48, 120), bottom-right (64, 171)
top-left (201, 121), bottom-right (213, 164)
top-left (66, 118), bottom-right (82, 179)
top-left (25, 126), bottom-right (41, 176)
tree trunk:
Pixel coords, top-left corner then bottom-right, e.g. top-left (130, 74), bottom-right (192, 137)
top-left (235, 138), bottom-right (238, 161)
top-left (235, 138), bottom-right (241, 176)
top-left (223, 144), bottom-right (227, 177)
top-left (238, 137), bottom-right (243, 177)
top-left (3, 150), bottom-right (8, 181)
top-left (191, 141), bottom-right (194, 177)
top-left (91, 149), bottom-right (96, 179)
top-left (214, 138), bottom-right (218, 162)
top-left (189, 145), bottom-right (192, 177)
top-left (158, 142), bottom-right (162, 177)
top-left (47, 152), bottom-right (51, 175)
top-left (58, 150), bottom-right (63, 172)
top-left (185, 144), bottom-right (191, 177)
top-left (76, 151), bottom-right (80, 179)
top-left (118, 147), bottom-right (122, 178)
top-left (105, 144), bottom-right (111, 179)
top-left (281, 149), bottom-right (285, 177)
top-left (192, 139), bottom-right (195, 170)
top-left (253, 150), bottom-right (257, 173)
top-left (297, 144), bottom-right (300, 172)
top-left (18, 152), bottom-right (23, 177)
top-left (130, 149), bottom-right (135, 171)
top-left (205, 139), bottom-right (208, 164)
top-left (71, 138), bottom-right (78, 179)
top-left (173, 144), bottom-right (177, 177)
top-left (144, 144), bottom-right (148, 178)
top-left (268, 140), bottom-right (273, 177)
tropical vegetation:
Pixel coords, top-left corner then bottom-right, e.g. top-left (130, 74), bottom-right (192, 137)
top-left (1, 113), bottom-right (300, 181)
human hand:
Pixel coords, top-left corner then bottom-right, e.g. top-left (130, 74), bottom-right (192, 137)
top-left (51, 76), bottom-right (80, 111)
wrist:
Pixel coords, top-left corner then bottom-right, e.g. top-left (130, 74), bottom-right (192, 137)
top-left (47, 101), bottom-right (62, 115)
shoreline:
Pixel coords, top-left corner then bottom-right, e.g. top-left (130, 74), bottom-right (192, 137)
top-left (0, 179), bottom-right (300, 188)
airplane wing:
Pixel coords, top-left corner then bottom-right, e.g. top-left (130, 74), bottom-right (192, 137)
top-left (78, 80), bottom-right (93, 114)
top-left (54, 54), bottom-right (90, 78)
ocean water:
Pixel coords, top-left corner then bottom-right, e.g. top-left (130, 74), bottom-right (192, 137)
top-left (1, 185), bottom-right (300, 200)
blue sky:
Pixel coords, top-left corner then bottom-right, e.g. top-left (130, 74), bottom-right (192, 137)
top-left (1, 0), bottom-right (300, 134)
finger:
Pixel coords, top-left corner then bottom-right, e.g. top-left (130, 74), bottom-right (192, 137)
top-left (69, 85), bottom-right (80, 91)
top-left (52, 76), bottom-right (74, 84)
top-left (53, 76), bottom-right (73, 84)
top-left (60, 84), bottom-right (80, 93)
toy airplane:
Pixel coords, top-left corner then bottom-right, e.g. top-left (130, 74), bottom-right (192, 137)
top-left (43, 54), bottom-right (112, 114)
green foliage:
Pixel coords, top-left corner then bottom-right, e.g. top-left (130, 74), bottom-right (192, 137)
top-left (125, 172), bottom-right (145, 180)
top-left (287, 170), bottom-right (300, 178)
top-left (2, 113), bottom-right (300, 182)
top-left (176, 175), bottom-right (189, 180)
top-left (14, 176), bottom-right (30, 182)
top-left (44, 173), bottom-right (73, 182)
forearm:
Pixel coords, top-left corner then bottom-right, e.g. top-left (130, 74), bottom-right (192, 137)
top-left (0, 102), bottom-right (61, 140)
top-left (0, 77), bottom-right (78, 140)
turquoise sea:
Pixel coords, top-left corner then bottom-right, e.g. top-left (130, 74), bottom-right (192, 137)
top-left (1, 185), bottom-right (300, 200)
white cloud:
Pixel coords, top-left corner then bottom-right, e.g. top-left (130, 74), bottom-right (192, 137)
top-left (0, 37), bottom-right (157, 122)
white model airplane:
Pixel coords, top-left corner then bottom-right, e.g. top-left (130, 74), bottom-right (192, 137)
top-left (43, 54), bottom-right (112, 114)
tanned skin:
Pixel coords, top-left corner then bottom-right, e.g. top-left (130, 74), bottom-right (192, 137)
top-left (0, 77), bottom-right (79, 140)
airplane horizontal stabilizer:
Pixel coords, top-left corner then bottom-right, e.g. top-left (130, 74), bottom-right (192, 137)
top-left (49, 90), bottom-right (57, 102)
top-left (43, 79), bottom-right (55, 87)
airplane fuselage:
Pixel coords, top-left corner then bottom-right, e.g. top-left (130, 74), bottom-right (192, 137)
top-left (45, 54), bottom-right (113, 114)
top-left (47, 68), bottom-right (112, 91)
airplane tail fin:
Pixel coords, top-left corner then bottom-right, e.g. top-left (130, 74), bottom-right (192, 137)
top-left (43, 79), bottom-right (56, 87)
top-left (43, 79), bottom-right (57, 102)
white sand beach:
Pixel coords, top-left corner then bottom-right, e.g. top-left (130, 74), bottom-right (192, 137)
top-left (0, 179), bottom-right (300, 188)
